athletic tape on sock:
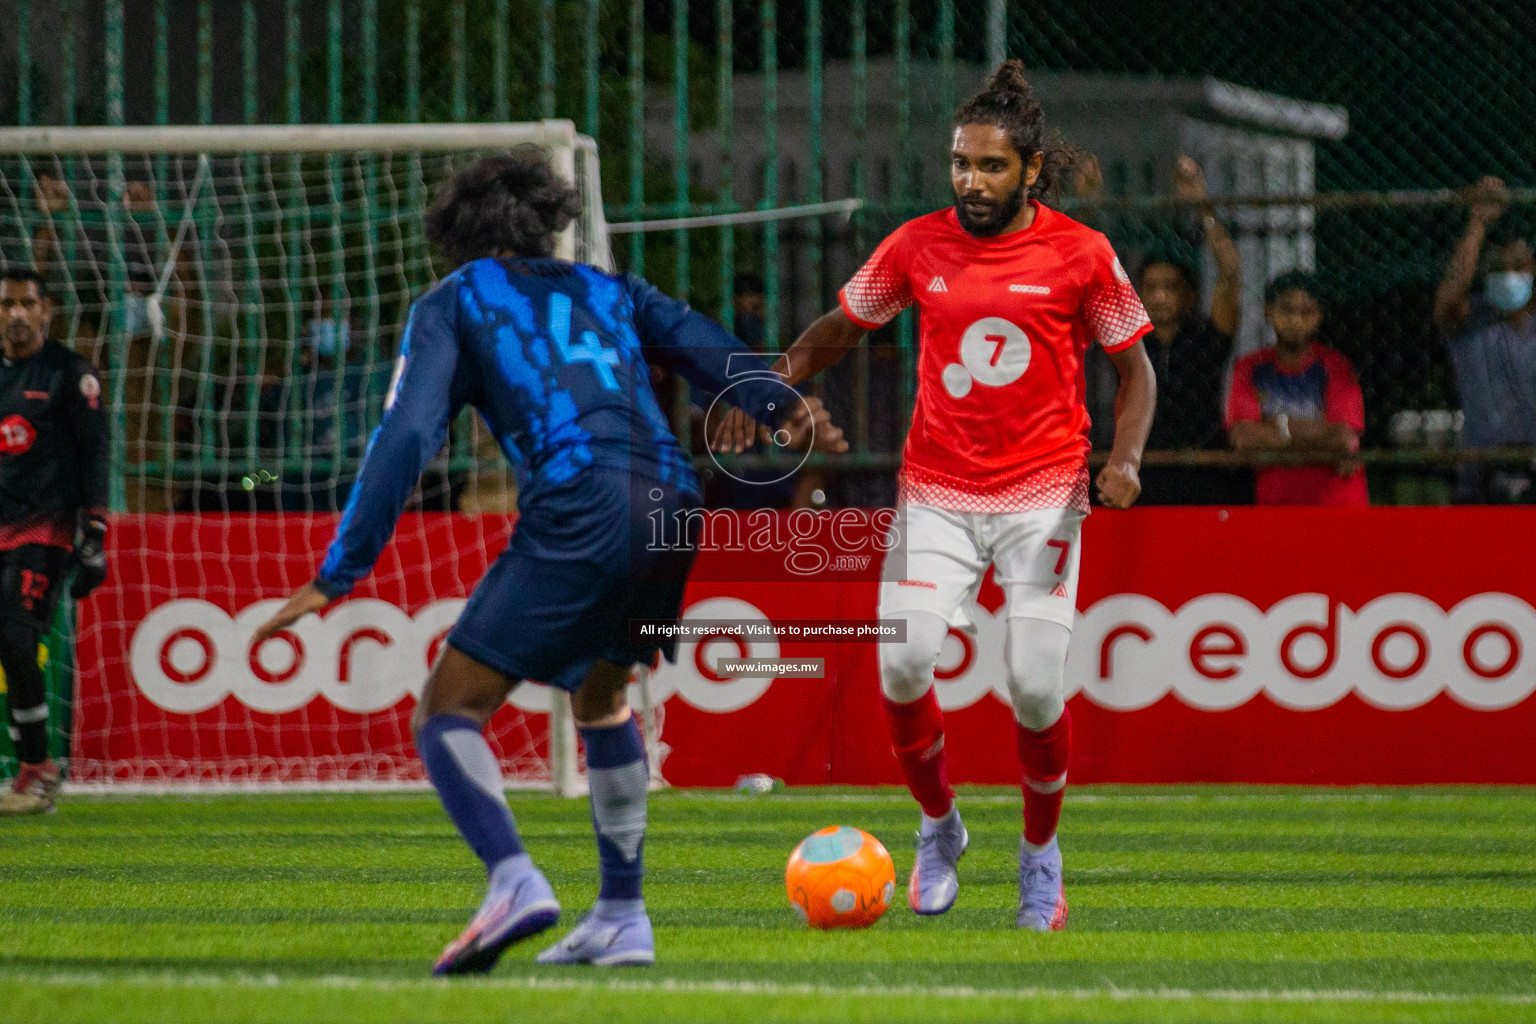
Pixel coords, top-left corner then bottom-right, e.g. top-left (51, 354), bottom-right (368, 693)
top-left (1025, 773), bottom-right (1067, 794)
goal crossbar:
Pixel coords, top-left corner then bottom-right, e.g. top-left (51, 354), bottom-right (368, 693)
top-left (0, 120), bottom-right (581, 155)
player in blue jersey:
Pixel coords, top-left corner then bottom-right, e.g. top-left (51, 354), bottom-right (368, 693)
top-left (255, 148), bottom-right (844, 974)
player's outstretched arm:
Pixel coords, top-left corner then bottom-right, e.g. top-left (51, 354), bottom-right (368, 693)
top-left (628, 275), bottom-right (849, 452)
top-left (1098, 340), bottom-right (1155, 509)
top-left (254, 286), bottom-right (464, 641)
top-left (775, 396), bottom-right (848, 455)
top-left (769, 308), bottom-right (867, 387)
top-left (710, 220), bottom-right (907, 451)
top-left (710, 308), bottom-right (866, 453)
top-left (253, 582), bottom-right (331, 644)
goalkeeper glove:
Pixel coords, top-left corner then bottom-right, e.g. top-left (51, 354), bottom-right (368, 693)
top-left (70, 517), bottom-right (108, 599)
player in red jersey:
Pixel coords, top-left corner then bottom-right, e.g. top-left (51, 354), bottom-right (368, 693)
top-left (740, 62), bottom-right (1156, 929)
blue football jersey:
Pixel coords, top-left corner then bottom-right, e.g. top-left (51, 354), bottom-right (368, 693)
top-left (315, 256), bottom-right (792, 598)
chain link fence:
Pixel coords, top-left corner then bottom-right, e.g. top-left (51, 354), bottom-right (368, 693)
top-left (0, 0), bottom-right (1532, 508)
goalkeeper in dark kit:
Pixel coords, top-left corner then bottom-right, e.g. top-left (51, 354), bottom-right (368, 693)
top-left (0, 269), bottom-right (109, 815)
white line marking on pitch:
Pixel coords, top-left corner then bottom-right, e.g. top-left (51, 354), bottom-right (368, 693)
top-left (665, 791), bottom-right (1503, 805)
top-left (60, 786), bottom-right (1515, 804)
top-left (3, 969), bottom-right (1534, 1006)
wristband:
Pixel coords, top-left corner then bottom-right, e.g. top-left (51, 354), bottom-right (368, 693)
top-left (1274, 413), bottom-right (1291, 444)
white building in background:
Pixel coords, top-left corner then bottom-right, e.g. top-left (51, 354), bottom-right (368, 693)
top-left (1036, 71), bottom-right (1348, 355)
top-left (648, 60), bottom-right (1347, 353)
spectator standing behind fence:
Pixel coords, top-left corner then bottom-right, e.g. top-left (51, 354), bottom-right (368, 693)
top-left (1226, 272), bottom-right (1368, 506)
top-left (1135, 156), bottom-right (1247, 504)
top-left (1433, 176), bottom-right (1536, 503)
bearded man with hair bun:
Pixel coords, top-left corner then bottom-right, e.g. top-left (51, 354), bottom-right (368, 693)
top-left (751, 60), bottom-right (1158, 930)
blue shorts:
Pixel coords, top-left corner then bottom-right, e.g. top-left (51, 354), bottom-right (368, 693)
top-left (447, 468), bottom-right (699, 692)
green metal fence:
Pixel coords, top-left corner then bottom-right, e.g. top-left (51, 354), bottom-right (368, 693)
top-left (0, 1), bottom-right (1534, 511)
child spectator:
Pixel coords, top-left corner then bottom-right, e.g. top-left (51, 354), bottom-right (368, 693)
top-left (1227, 272), bottom-right (1368, 506)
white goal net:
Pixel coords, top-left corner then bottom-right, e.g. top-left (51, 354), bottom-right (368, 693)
top-left (0, 121), bottom-right (658, 793)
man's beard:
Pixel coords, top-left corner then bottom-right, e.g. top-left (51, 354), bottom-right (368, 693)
top-left (3, 321), bottom-right (36, 349)
top-left (954, 183), bottom-right (1026, 237)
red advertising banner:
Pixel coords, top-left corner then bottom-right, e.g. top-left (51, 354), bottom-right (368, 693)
top-left (76, 508), bottom-right (1536, 786)
top-left (73, 514), bottom-right (533, 784)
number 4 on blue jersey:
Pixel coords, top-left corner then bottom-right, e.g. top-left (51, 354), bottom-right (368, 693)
top-left (549, 292), bottom-right (621, 391)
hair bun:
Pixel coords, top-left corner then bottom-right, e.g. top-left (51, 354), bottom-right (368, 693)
top-left (953, 59), bottom-right (1074, 205)
top-left (986, 59), bottom-right (1033, 98)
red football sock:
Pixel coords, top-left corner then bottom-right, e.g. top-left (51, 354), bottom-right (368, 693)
top-left (1016, 706), bottom-right (1071, 847)
top-left (882, 690), bottom-right (955, 819)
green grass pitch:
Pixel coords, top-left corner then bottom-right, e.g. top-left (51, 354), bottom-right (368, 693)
top-left (2, 785), bottom-right (1534, 1023)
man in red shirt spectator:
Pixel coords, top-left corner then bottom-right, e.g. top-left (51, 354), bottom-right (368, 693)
top-left (1226, 272), bottom-right (1368, 506)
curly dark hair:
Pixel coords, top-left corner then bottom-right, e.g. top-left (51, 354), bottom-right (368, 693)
top-left (423, 146), bottom-right (584, 266)
top-left (954, 60), bottom-right (1076, 201)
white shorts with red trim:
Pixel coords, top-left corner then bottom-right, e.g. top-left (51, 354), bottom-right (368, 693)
top-left (877, 502), bottom-right (1084, 632)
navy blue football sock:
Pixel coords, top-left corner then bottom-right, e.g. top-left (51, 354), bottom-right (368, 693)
top-left (580, 714), bottom-right (648, 903)
top-left (417, 714), bottom-right (526, 872)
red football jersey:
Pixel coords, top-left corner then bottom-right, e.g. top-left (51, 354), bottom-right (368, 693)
top-left (1226, 342), bottom-right (1370, 507)
top-left (838, 202), bottom-right (1151, 513)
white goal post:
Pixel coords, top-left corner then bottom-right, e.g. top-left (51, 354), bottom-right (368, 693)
top-left (0, 120), bottom-right (662, 796)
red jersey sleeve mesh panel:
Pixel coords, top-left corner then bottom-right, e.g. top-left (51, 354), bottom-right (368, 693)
top-left (839, 227), bottom-right (915, 329)
top-left (1082, 239), bottom-right (1152, 352)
